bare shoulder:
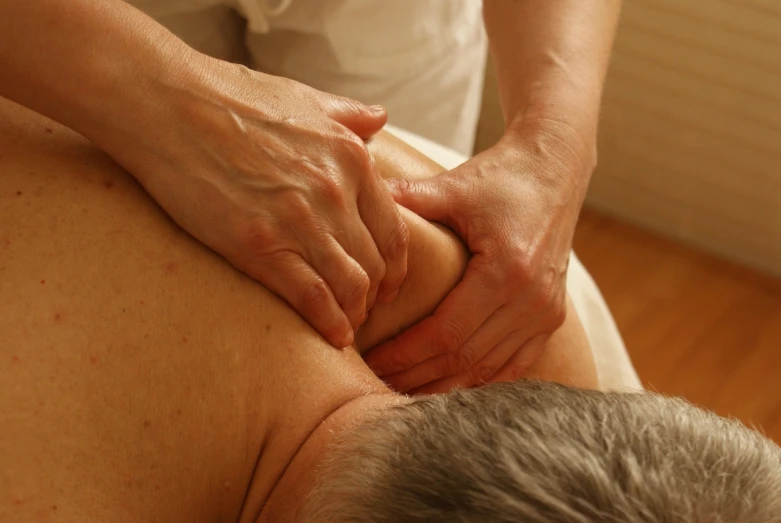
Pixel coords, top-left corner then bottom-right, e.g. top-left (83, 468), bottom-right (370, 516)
top-left (0, 98), bottom-right (296, 522)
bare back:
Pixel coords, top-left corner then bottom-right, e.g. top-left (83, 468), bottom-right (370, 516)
top-left (0, 98), bottom-right (596, 522)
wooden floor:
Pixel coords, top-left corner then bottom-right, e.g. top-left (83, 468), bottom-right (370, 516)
top-left (573, 208), bottom-right (781, 445)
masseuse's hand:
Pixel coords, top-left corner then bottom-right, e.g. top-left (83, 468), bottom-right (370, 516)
top-left (103, 57), bottom-right (408, 348)
top-left (365, 125), bottom-right (593, 393)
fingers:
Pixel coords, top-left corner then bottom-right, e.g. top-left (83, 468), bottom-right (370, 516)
top-left (324, 217), bottom-right (386, 325)
top-left (385, 177), bottom-right (453, 225)
top-left (315, 114), bottom-right (407, 310)
top-left (365, 268), bottom-right (498, 376)
top-left (255, 250), bottom-right (354, 348)
top-left (322, 94), bottom-right (387, 139)
top-left (381, 352), bottom-right (453, 393)
top-left (411, 329), bottom-right (531, 394)
top-left (407, 332), bottom-right (545, 395)
top-left (490, 334), bottom-right (548, 384)
top-left (306, 235), bottom-right (371, 332)
top-left (357, 164), bottom-right (409, 304)
top-left (380, 306), bottom-right (517, 392)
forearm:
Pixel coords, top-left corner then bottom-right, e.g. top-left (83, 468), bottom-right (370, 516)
top-left (0, 0), bottom-right (191, 146)
top-left (483, 0), bottom-right (621, 163)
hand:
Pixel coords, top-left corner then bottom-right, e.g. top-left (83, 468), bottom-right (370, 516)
top-left (97, 56), bottom-right (409, 348)
top-left (364, 125), bottom-right (594, 393)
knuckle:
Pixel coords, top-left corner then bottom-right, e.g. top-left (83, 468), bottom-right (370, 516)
top-left (531, 273), bottom-right (560, 312)
top-left (529, 287), bottom-right (553, 311)
top-left (299, 278), bottom-right (331, 312)
top-left (340, 131), bottom-right (368, 156)
top-left (484, 264), bottom-right (509, 290)
top-left (234, 63), bottom-right (256, 80)
top-left (437, 320), bottom-right (468, 354)
top-left (383, 217), bottom-right (409, 261)
top-left (286, 193), bottom-right (326, 233)
top-left (336, 96), bottom-right (379, 123)
top-left (301, 163), bottom-right (347, 211)
top-left (235, 218), bottom-right (276, 254)
top-left (388, 351), bottom-right (411, 373)
top-left (366, 256), bottom-right (387, 287)
top-left (316, 176), bottom-right (347, 208)
top-left (341, 98), bottom-right (367, 116)
top-left (549, 298), bottom-right (567, 328)
top-left (447, 349), bottom-right (475, 375)
top-left (505, 364), bottom-right (526, 382)
top-left (469, 361), bottom-right (496, 384)
top-left (338, 133), bottom-right (372, 173)
top-left (506, 251), bottom-right (534, 289)
top-left (285, 190), bottom-right (314, 217)
top-left (344, 270), bottom-right (370, 303)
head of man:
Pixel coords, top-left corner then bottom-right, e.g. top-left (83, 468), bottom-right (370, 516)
top-left (297, 380), bottom-right (781, 523)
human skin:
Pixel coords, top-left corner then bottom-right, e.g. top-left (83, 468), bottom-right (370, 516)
top-left (0, 0), bottom-right (408, 349)
top-left (0, 0), bottom-right (620, 389)
top-left (0, 98), bottom-right (596, 522)
top-left (368, 0), bottom-right (623, 392)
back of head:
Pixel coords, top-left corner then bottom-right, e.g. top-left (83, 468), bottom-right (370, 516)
top-left (300, 381), bottom-right (781, 523)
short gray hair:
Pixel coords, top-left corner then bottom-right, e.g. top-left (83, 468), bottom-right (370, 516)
top-left (300, 380), bottom-right (781, 522)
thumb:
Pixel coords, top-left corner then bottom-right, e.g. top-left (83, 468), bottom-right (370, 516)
top-left (325, 95), bottom-right (387, 139)
top-left (385, 177), bottom-right (452, 223)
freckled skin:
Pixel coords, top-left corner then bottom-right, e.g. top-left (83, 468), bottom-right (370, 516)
top-left (0, 100), bottom-right (596, 523)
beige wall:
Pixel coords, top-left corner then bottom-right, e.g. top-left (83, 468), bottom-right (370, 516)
top-left (476, 0), bottom-right (781, 278)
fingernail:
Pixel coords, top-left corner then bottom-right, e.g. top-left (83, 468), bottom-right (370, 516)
top-left (369, 104), bottom-right (385, 113)
top-left (339, 329), bottom-right (355, 349)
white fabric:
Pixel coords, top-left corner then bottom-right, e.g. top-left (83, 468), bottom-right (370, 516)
top-left (566, 253), bottom-right (642, 391)
top-left (386, 125), bottom-right (643, 392)
top-left (235, 0), bottom-right (293, 32)
top-left (127, 0), bottom-right (488, 155)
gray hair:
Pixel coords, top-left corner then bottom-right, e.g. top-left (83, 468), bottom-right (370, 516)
top-left (300, 380), bottom-right (781, 522)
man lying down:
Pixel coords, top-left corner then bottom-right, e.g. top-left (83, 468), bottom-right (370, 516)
top-left (1, 97), bottom-right (779, 523)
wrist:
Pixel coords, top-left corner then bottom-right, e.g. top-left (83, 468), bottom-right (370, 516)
top-left (506, 111), bottom-right (598, 181)
top-left (501, 80), bottom-right (601, 175)
top-left (501, 118), bottom-right (592, 238)
top-left (80, 46), bottom-right (221, 193)
top-left (77, 41), bottom-right (199, 147)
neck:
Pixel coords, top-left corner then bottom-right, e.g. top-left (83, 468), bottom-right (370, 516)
top-left (237, 343), bottom-right (402, 523)
top-left (261, 391), bottom-right (411, 522)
